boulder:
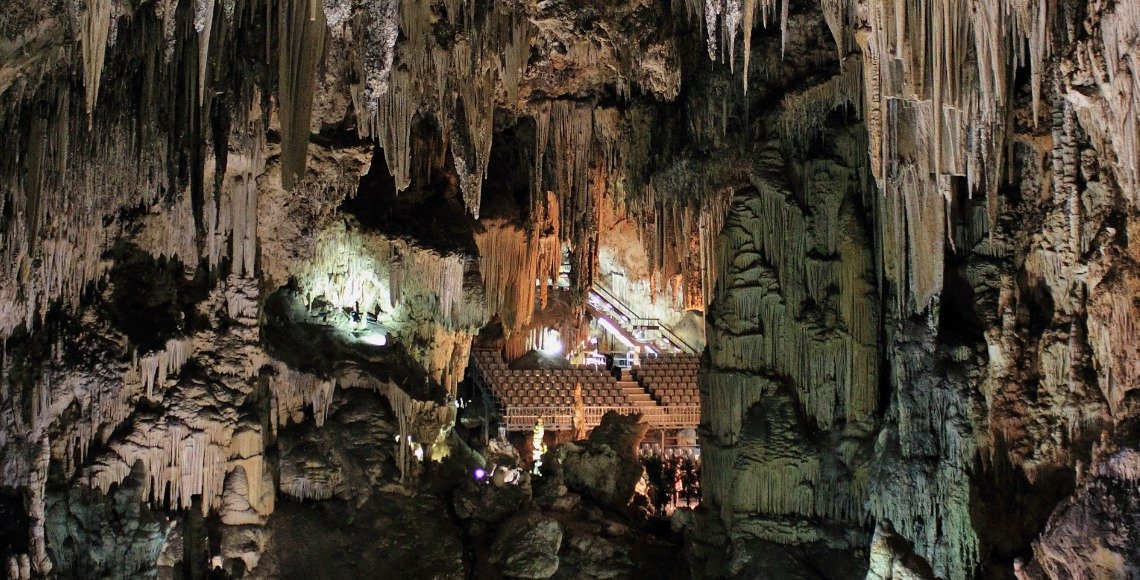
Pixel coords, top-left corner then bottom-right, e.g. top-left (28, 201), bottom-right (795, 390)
top-left (490, 511), bottom-right (563, 578)
top-left (557, 412), bottom-right (648, 509)
top-left (1020, 449), bottom-right (1140, 579)
top-left (453, 478), bottom-right (531, 524)
top-left (866, 520), bottom-right (936, 580)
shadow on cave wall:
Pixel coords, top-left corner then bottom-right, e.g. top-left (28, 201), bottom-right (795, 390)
top-left (104, 242), bottom-right (208, 353)
top-left (339, 117), bottom-right (478, 257)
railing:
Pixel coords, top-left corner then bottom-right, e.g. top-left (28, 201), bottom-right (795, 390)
top-left (590, 284), bottom-right (702, 355)
top-left (612, 353), bottom-right (634, 369)
top-left (502, 405), bottom-right (700, 431)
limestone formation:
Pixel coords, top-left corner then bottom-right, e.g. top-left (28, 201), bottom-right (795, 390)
top-left (0, 0), bottom-right (1137, 577)
top-left (489, 511), bottom-right (563, 579)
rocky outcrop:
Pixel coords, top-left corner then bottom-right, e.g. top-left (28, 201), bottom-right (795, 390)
top-left (558, 411), bottom-right (649, 510)
top-left (490, 511), bottom-right (563, 579)
top-left (1019, 448), bottom-right (1140, 579)
top-left (0, 0), bottom-right (1137, 577)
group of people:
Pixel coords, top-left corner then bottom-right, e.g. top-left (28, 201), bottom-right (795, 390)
top-left (642, 452), bottom-right (701, 514)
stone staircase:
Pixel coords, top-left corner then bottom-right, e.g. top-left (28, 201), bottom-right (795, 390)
top-left (618, 380), bottom-right (659, 409)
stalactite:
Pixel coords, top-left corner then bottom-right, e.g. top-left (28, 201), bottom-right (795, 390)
top-left (0, 93), bottom-right (172, 340)
top-left (195, 0), bottom-right (217, 106)
top-left (267, 361), bottom-right (336, 429)
top-left (205, 100), bottom-right (266, 276)
top-left (87, 418), bottom-right (232, 516)
top-left (27, 434), bottom-right (52, 576)
top-left (377, 380), bottom-right (416, 482)
top-left (689, 0), bottom-right (1058, 313)
top-left (135, 338), bottom-right (193, 401)
top-left (375, 66), bottom-right (416, 191)
top-left (447, 7), bottom-right (532, 217)
top-left (776, 61), bottom-right (862, 155)
top-left (365, 0), bottom-right (532, 214)
top-left (474, 220), bottom-right (538, 332)
top-left (77, 0), bottom-right (114, 120)
top-left (277, 0), bottom-right (327, 190)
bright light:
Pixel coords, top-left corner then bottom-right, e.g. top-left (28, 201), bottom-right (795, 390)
top-left (541, 330), bottom-right (563, 356)
top-left (473, 468), bottom-right (487, 481)
top-left (360, 332), bottom-right (387, 346)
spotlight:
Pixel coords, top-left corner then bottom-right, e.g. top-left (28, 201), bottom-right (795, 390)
top-left (473, 468), bottom-right (487, 481)
top-left (541, 331), bottom-right (563, 356)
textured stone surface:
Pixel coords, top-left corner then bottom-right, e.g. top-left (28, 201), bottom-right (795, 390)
top-left (0, 0), bottom-right (1137, 577)
top-left (558, 411), bottom-right (649, 510)
top-left (490, 511), bottom-right (563, 579)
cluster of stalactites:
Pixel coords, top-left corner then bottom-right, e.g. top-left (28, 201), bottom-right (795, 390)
top-left (204, 95), bottom-right (268, 277)
top-left (368, 0), bottom-right (532, 217)
top-left (474, 195), bottom-right (563, 334)
top-left (86, 413), bottom-right (233, 515)
top-left (530, 102), bottom-right (626, 299)
top-left (633, 185), bottom-right (734, 312)
top-left (681, 0), bottom-right (785, 85)
top-left (857, 0), bottom-right (1054, 312)
top-left (0, 0), bottom-right (279, 343)
top-left (0, 65), bottom-right (178, 338)
top-left (296, 223), bottom-right (479, 330)
top-left (294, 223), bottom-right (487, 393)
top-left (689, 0), bottom-right (1055, 313)
top-left (60, 332), bottom-right (190, 478)
top-left (267, 361), bottom-right (336, 430)
top-left (271, 362), bottom-right (426, 484)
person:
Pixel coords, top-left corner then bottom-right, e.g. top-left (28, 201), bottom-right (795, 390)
top-left (531, 418), bottom-right (545, 475)
top-left (683, 458), bottom-right (697, 506)
top-left (672, 462), bottom-right (683, 508)
top-left (644, 453), bottom-right (667, 515)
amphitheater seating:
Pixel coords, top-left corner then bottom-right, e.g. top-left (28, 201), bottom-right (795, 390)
top-left (632, 353), bottom-right (700, 408)
top-left (472, 350), bottom-right (637, 408)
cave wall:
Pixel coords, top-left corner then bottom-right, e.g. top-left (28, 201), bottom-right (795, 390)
top-left (690, 0), bottom-right (1140, 577)
top-left (0, 0), bottom-right (704, 574)
top-left (0, 0), bottom-right (1137, 577)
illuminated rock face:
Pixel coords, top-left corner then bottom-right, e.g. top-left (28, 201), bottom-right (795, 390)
top-left (0, 0), bottom-right (1137, 577)
top-left (690, 1), bottom-right (1140, 578)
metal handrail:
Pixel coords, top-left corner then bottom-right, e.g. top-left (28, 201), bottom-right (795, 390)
top-left (501, 404), bottom-right (700, 431)
top-left (591, 284), bottom-right (701, 354)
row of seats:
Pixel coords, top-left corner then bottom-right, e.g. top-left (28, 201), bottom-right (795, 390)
top-left (490, 374), bottom-right (611, 384)
top-left (658, 393), bottom-right (698, 405)
top-left (496, 392), bottom-right (626, 406)
top-left (633, 354), bottom-right (700, 407)
top-left (493, 386), bottom-right (631, 407)
top-left (472, 350), bottom-right (636, 408)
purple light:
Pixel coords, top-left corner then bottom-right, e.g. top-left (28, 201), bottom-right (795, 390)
top-left (473, 468), bottom-right (487, 481)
